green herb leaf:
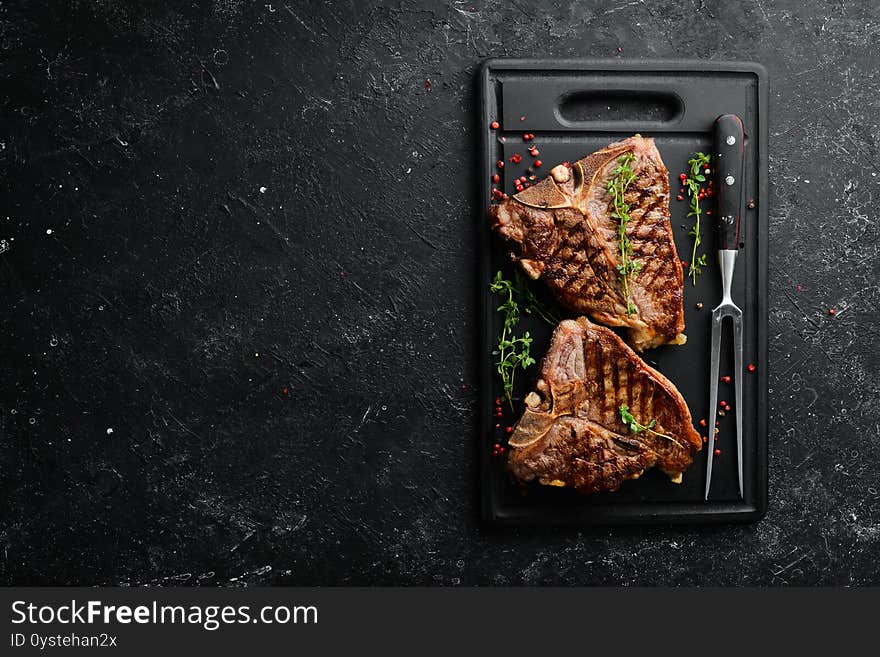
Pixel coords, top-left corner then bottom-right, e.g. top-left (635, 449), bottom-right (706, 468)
top-left (619, 404), bottom-right (638, 433)
top-left (618, 404), bottom-right (683, 448)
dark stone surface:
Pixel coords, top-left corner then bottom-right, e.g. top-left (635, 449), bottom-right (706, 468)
top-left (1, 0), bottom-right (877, 586)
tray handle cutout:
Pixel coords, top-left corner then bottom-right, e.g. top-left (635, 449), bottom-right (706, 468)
top-left (556, 90), bottom-right (683, 127)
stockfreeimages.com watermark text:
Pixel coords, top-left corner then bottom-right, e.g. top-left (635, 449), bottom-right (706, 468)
top-left (10, 599), bottom-right (318, 632)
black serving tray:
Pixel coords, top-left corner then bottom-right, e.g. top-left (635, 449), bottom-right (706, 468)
top-left (478, 59), bottom-right (768, 525)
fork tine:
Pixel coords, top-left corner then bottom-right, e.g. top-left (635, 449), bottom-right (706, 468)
top-left (733, 312), bottom-right (744, 498)
top-left (704, 311), bottom-right (723, 500)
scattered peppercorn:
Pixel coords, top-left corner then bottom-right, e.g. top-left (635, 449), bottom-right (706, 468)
top-left (699, 419), bottom-right (707, 427)
top-left (490, 121), bottom-right (500, 130)
top-left (677, 195), bottom-right (684, 201)
top-left (696, 302), bottom-right (703, 310)
top-left (747, 198), bottom-right (756, 209)
top-left (510, 153), bottom-right (522, 164)
top-left (492, 174), bottom-right (500, 183)
top-left (714, 448), bottom-right (721, 456)
top-left (828, 308), bottom-right (836, 316)
top-left (497, 160), bottom-right (504, 169)
top-left (534, 160), bottom-right (542, 167)
top-left (505, 426), bottom-right (513, 433)
top-left (679, 173), bottom-right (687, 181)
top-left (721, 375), bottom-right (731, 383)
top-left (747, 363), bottom-right (756, 372)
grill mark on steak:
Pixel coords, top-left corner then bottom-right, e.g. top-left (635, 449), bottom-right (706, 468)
top-left (602, 346), bottom-right (615, 422)
top-left (489, 135), bottom-right (686, 351)
top-left (564, 239), bottom-right (622, 310)
top-left (562, 257), bottom-right (594, 292)
top-left (507, 317), bottom-right (702, 495)
top-left (618, 358), bottom-right (630, 412)
top-left (638, 376), bottom-right (651, 423)
top-left (590, 337), bottom-right (603, 414)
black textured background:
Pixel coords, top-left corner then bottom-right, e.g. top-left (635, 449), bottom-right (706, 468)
top-left (1, 0), bottom-right (878, 586)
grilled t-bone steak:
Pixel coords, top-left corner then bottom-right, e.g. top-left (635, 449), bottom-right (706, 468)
top-left (507, 317), bottom-right (702, 495)
top-left (489, 135), bottom-right (685, 351)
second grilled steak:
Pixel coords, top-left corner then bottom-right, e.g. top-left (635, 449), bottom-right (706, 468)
top-left (507, 317), bottom-right (703, 495)
top-left (489, 135), bottom-right (686, 351)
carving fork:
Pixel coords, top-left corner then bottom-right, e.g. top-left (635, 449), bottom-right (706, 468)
top-left (705, 114), bottom-right (746, 500)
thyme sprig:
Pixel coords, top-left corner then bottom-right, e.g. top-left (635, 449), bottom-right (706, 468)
top-left (619, 404), bottom-right (684, 449)
top-left (606, 152), bottom-right (641, 315)
top-left (685, 152), bottom-right (711, 286)
top-left (490, 270), bottom-right (559, 410)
